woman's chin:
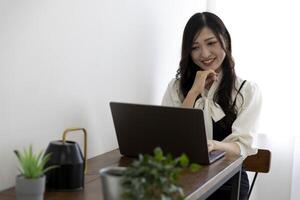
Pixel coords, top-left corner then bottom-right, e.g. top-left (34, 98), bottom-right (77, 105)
top-left (200, 66), bottom-right (219, 71)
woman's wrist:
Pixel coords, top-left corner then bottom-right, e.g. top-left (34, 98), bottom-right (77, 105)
top-left (187, 90), bottom-right (200, 99)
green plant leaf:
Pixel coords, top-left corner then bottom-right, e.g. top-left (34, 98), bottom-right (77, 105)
top-left (154, 147), bottom-right (163, 162)
top-left (14, 145), bottom-right (55, 179)
top-left (179, 154), bottom-right (189, 167)
top-left (190, 163), bottom-right (202, 172)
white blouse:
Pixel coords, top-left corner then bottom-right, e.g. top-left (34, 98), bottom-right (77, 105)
top-left (161, 72), bottom-right (262, 158)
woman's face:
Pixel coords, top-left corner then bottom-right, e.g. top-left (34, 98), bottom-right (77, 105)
top-left (191, 27), bottom-right (226, 72)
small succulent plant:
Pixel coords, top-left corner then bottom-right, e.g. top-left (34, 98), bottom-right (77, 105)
top-left (14, 145), bottom-right (56, 179)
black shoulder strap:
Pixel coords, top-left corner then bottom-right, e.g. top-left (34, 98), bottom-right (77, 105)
top-left (232, 80), bottom-right (246, 107)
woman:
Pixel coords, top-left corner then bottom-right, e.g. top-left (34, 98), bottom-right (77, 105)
top-left (162, 12), bottom-right (262, 200)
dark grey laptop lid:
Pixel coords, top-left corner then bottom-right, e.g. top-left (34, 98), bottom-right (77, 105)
top-left (110, 102), bottom-right (223, 165)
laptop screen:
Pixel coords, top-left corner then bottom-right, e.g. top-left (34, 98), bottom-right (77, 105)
top-left (110, 102), bottom-right (223, 164)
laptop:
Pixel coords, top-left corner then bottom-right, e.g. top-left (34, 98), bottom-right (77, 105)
top-left (109, 102), bottom-right (225, 165)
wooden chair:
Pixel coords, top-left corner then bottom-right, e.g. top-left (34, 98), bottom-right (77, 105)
top-left (243, 149), bottom-right (271, 199)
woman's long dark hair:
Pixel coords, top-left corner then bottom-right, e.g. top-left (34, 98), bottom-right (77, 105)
top-left (176, 12), bottom-right (241, 116)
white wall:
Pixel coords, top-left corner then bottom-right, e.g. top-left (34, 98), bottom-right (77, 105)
top-left (0, 0), bottom-right (207, 191)
top-left (251, 134), bottom-right (295, 200)
top-left (291, 137), bottom-right (300, 200)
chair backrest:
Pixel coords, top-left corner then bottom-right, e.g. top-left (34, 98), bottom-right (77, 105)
top-left (243, 149), bottom-right (271, 173)
top-left (243, 149), bottom-right (271, 199)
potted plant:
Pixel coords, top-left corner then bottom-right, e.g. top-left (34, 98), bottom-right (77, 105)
top-left (14, 145), bottom-right (56, 200)
top-left (99, 147), bottom-right (201, 200)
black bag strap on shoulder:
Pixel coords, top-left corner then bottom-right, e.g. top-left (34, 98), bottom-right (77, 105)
top-left (232, 80), bottom-right (247, 107)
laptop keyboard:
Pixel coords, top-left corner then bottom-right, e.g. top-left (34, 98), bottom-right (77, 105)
top-left (209, 150), bottom-right (225, 162)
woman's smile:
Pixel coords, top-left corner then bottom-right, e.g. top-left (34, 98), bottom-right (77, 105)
top-left (201, 57), bottom-right (215, 66)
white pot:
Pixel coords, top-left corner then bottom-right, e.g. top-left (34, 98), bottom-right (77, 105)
top-left (99, 166), bottom-right (126, 200)
top-left (15, 175), bottom-right (45, 200)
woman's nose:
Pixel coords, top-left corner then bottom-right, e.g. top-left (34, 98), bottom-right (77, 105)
top-left (200, 46), bottom-right (211, 58)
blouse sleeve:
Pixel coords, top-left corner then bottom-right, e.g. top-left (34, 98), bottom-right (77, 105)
top-left (223, 81), bottom-right (262, 158)
top-left (161, 79), bottom-right (182, 107)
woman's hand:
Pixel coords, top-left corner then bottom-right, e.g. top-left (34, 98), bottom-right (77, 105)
top-left (190, 69), bottom-right (218, 97)
top-left (182, 69), bottom-right (218, 108)
top-left (207, 139), bottom-right (219, 153)
top-left (207, 139), bottom-right (241, 157)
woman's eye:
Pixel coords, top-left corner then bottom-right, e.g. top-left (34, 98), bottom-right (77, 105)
top-left (207, 41), bottom-right (217, 46)
top-left (192, 46), bottom-right (199, 50)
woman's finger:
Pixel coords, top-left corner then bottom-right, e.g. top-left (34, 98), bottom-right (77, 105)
top-left (207, 140), bottom-right (214, 152)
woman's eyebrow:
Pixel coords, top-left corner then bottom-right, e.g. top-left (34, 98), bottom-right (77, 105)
top-left (192, 41), bottom-right (199, 45)
top-left (205, 36), bottom-right (216, 41)
top-left (193, 36), bottom-right (217, 45)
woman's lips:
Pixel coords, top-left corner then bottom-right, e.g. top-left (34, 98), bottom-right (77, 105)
top-left (201, 58), bottom-right (215, 66)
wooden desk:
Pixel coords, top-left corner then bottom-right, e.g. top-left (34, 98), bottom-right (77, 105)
top-left (0, 149), bottom-right (243, 200)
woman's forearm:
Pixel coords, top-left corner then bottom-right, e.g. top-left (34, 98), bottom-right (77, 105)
top-left (182, 91), bottom-right (198, 108)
